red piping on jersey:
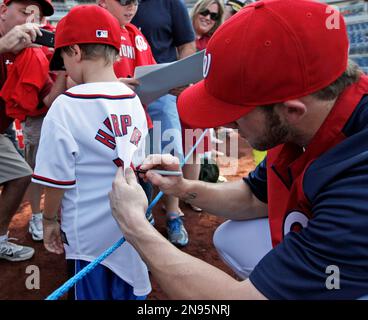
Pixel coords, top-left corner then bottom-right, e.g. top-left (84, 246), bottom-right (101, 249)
top-left (63, 92), bottom-right (136, 100)
top-left (32, 174), bottom-right (76, 186)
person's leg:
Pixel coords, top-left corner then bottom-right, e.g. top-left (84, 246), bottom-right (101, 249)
top-left (213, 218), bottom-right (272, 279)
top-left (0, 134), bottom-right (34, 261)
top-left (148, 95), bottom-right (188, 246)
top-left (24, 144), bottom-right (43, 241)
top-left (182, 152), bottom-right (202, 212)
top-left (22, 117), bottom-right (44, 241)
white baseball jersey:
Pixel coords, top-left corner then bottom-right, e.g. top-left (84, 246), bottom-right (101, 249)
top-left (32, 82), bottom-right (151, 296)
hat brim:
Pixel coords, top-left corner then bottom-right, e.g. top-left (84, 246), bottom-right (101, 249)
top-left (4, 0), bottom-right (54, 16)
top-left (49, 48), bottom-right (65, 71)
top-left (177, 80), bottom-right (256, 129)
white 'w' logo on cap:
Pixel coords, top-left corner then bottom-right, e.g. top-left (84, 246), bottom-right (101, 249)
top-left (203, 53), bottom-right (212, 78)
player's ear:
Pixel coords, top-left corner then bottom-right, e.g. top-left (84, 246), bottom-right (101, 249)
top-left (70, 44), bottom-right (82, 62)
top-left (277, 99), bottom-right (307, 125)
top-left (0, 4), bottom-right (8, 20)
top-left (97, 0), bottom-right (107, 9)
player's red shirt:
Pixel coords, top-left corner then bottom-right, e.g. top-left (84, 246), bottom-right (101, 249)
top-left (195, 35), bottom-right (211, 52)
top-left (0, 48), bottom-right (52, 122)
top-left (114, 23), bottom-right (156, 78)
top-left (0, 53), bottom-right (14, 133)
top-left (114, 23), bottom-right (156, 129)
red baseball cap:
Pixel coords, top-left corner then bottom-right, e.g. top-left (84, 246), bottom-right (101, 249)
top-left (178, 0), bottom-right (349, 129)
top-left (50, 5), bottom-right (121, 71)
top-left (3, 0), bottom-right (54, 16)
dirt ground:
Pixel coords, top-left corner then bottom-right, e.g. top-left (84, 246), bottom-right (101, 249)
top-left (0, 133), bottom-right (256, 300)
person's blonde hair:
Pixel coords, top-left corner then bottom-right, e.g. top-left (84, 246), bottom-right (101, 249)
top-left (191, 0), bottom-right (224, 37)
top-left (61, 44), bottom-right (119, 66)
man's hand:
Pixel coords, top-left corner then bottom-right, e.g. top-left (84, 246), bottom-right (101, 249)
top-left (139, 154), bottom-right (187, 197)
top-left (43, 219), bottom-right (64, 254)
top-left (169, 85), bottom-right (189, 97)
top-left (119, 77), bottom-right (140, 91)
top-left (109, 167), bottom-right (149, 240)
top-left (0, 23), bottom-right (42, 54)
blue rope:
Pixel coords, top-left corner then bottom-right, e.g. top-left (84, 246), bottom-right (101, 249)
top-left (45, 129), bottom-right (209, 300)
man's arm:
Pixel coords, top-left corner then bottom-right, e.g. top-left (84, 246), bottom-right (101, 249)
top-left (141, 154), bottom-right (267, 220)
top-left (177, 41), bottom-right (196, 60)
top-left (43, 72), bottom-right (68, 108)
top-left (129, 222), bottom-right (265, 299)
top-left (168, 42), bottom-right (197, 96)
top-left (0, 24), bottom-right (41, 54)
top-left (110, 167), bottom-right (267, 300)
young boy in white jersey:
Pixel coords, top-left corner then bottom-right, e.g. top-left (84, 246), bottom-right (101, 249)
top-left (98, 0), bottom-right (190, 247)
top-left (32, 5), bottom-right (151, 300)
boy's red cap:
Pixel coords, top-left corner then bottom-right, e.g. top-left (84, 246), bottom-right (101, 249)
top-left (3, 0), bottom-right (54, 16)
top-left (50, 5), bottom-right (121, 71)
top-left (178, 0), bottom-right (349, 129)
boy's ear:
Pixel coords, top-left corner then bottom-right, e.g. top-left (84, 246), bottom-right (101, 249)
top-left (97, 0), bottom-right (107, 9)
top-left (0, 4), bottom-right (8, 20)
top-left (70, 44), bottom-right (82, 62)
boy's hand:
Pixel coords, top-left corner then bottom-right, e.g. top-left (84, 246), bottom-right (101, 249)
top-left (43, 219), bottom-right (64, 254)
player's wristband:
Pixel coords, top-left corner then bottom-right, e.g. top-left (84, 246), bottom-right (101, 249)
top-left (43, 215), bottom-right (58, 222)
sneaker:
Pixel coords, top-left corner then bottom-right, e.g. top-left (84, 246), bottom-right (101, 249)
top-left (29, 213), bottom-right (43, 241)
top-left (166, 213), bottom-right (189, 247)
top-left (217, 175), bottom-right (228, 183)
top-left (0, 238), bottom-right (35, 262)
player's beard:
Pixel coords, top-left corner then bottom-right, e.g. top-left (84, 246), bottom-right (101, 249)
top-left (249, 106), bottom-right (289, 151)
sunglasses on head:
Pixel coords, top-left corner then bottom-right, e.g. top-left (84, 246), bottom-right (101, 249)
top-left (118, 0), bottom-right (140, 6)
top-left (199, 9), bottom-right (220, 21)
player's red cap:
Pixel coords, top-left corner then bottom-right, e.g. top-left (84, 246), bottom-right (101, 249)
top-left (3, 0), bottom-right (54, 17)
top-left (50, 5), bottom-right (121, 71)
top-left (178, 0), bottom-right (349, 129)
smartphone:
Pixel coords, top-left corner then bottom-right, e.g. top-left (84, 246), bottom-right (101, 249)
top-left (34, 28), bottom-right (55, 47)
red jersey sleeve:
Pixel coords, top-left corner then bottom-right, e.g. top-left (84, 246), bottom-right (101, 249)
top-left (0, 48), bottom-right (50, 121)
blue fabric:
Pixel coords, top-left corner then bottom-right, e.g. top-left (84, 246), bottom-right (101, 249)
top-left (244, 158), bottom-right (268, 203)
top-left (67, 260), bottom-right (147, 300)
top-left (132, 0), bottom-right (195, 63)
top-left (148, 94), bottom-right (184, 161)
top-left (248, 96), bottom-right (368, 299)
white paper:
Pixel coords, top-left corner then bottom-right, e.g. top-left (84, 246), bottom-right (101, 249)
top-left (133, 50), bottom-right (205, 105)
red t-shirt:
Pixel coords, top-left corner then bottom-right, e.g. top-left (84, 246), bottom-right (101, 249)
top-left (0, 53), bottom-right (14, 133)
top-left (0, 48), bottom-right (52, 122)
top-left (114, 23), bottom-right (156, 129)
top-left (195, 35), bottom-right (211, 52)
